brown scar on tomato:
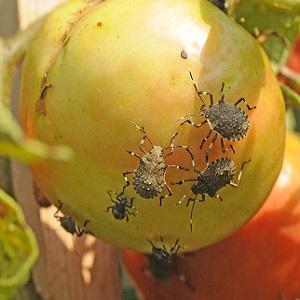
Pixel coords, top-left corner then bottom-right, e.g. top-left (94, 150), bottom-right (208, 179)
top-left (36, 1), bottom-right (104, 116)
top-left (36, 73), bottom-right (52, 116)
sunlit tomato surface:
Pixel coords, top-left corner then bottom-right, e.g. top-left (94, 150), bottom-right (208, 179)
top-left (122, 132), bottom-right (300, 300)
top-left (20, 0), bottom-right (285, 252)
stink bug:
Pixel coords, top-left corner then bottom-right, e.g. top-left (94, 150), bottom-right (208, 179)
top-left (146, 237), bottom-right (181, 282)
top-left (105, 190), bottom-right (136, 222)
top-left (172, 150), bottom-right (251, 231)
top-left (54, 201), bottom-right (89, 236)
top-left (122, 122), bottom-right (191, 205)
top-left (145, 237), bottom-right (194, 289)
top-left (173, 72), bottom-right (256, 163)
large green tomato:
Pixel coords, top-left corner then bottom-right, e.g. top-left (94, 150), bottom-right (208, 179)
top-left (20, 0), bottom-right (285, 252)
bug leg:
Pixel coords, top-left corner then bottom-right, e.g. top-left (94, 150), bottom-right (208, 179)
top-left (147, 238), bottom-right (156, 251)
top-left (125, 212), bottom-right (130, 222)
top-left (126, 197), bottom-right (134, 208)
top-left (130, 121), bottom-right (154, 151)
top-left (234, 97), bottom-right (256, 110)
top-left (159, 183), bottom-right (173, 206)
top-left (189, 71), bottom-right (214, 106)
top-left (126, 150), bottom-right (141, 159)
top-left (105, 206), bottom-right (114, 213)
top-left (176, 195), bottom-right (186, 206)
top-left (170, 239), bottom-right (180, 253)
top-left (230, 159), bottom-right (251, 187)
top-left (205, 132), bottom-right (218, 164)
top-left (200, 129), bottom-right (212, 150)
top-left (76, 220), bottom-right (90, 236)
top-left (54, 200), bottom-right (63, 219)
top-left (199, 194), bottom-right (206, 202)
top-left (75, 228), bottom-right (84, 237)
top-left (106, 190), bottom-right (119, 204)
top-left (121, 170), bottom-right (136, 194)
top-left (220, 138), bottom-right (235, 154)
top-left (189, 198), bottom-right (196, 232)
top-left (160, 236), bottom-right (167, 251)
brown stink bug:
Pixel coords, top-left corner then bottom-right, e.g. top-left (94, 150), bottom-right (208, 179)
top-left (172, 149), bottom-right (251, 232)
top-left (173, 72), bottom-right (256, 163)
top-left (122, 122), bottom-right (191, 205)
top-left (54, 201), bottom-right (89, 236)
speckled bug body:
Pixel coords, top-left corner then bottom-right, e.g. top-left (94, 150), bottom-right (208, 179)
top-left (122, 122), bottom-right (191, 205)
top-left (172, 150), bottom-right (251, 231)
top-left (173, 72), bottom-right (256, 163)
top-left (106, 190), bottom-right (136, 222)
top-left (133, 145), bottom-right (166, 199)
top-left (54, 201), bottom-right (89, 236)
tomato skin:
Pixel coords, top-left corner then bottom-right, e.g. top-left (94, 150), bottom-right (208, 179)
top-left (20, 0), bottom-right (285, 252)
top-left (122, 132), bottom-right (300, 300)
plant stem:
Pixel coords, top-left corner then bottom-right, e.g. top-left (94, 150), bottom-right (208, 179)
top-left (0, 19), bottom-right (43, 107)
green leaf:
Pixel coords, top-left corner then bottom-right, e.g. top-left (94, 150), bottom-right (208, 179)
top-left (281, 83), bottom-right (300, 110)
top-left (228, 0), bottom-right (300, 73)
top-left (0, 189), bottom-right (38, 300)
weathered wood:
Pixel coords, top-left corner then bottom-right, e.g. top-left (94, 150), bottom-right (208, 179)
top-left (8, 1), bottom-right (121, 299)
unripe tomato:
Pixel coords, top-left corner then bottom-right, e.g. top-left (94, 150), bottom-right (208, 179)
top-left (20, 0), bottom-right (285, 252)
top-left (122, 132), bottom-right (300, 300)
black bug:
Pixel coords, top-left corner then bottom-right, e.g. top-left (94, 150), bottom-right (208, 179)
top-left (122, 122), bottom-right (191, 205)
top-left (172, 150), bottom-right (251, 231)
top-left (146, 237), bottom-right (181, 282)
top-left (105, 190), bottom-right (136, 222)
top-left (145, 237), bottom-right (194, 290)
top-left (54, 201), bottom-right (89, 236)
top-left (173, 72), bottom-right (256, 163)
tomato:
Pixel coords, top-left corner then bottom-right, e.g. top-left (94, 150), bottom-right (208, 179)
top-left (20, 0), bottom-right (285, 252)
top-left (122, 131), bottom-right (300, 300)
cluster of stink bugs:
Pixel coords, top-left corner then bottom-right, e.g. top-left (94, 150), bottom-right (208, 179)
top-left (49, 69), bottom-right (255, 285)
top-left (103, 70), bottom-right (256, 283)
top-left (106, 71), bottom-right (255, 231)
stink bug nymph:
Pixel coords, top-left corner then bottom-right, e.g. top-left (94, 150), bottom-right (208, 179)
top-left (105, 190), bottom-right (136, 222)
top-left (174, 72), bottom-right (256, 163)
top-left (122, 122), bottom-right (191, 205)
top-left (54, 201), bottom-right (89, 236)
top-left (146, 237), bottom-right (181, 282)
top-left (172, 150), bottom-right (251, 231)
top-left (145, 237), bottom-right (193, 289)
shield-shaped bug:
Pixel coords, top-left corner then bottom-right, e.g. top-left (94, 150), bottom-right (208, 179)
top-left (145, 237), bottom-right (194, 289)
top-left (122, 122), bottom-right (191, 205)
top-left (173, 72), bottom-right (256, 163)
top-left (105, 190), bottom-right (137, 222)
top-left (146, 237), bottom-right (180, 282)
top-left (172, 149), bottom-right (251, 231)
top-left (54, 201), bottom-right (89, 236)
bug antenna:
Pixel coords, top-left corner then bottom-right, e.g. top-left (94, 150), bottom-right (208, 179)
top-left (189, 71), bottom-right (206, 106)
top-left (147, 238), bottom-right (155, 250)
top-left (220, 82), bottom-right (225, 101)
